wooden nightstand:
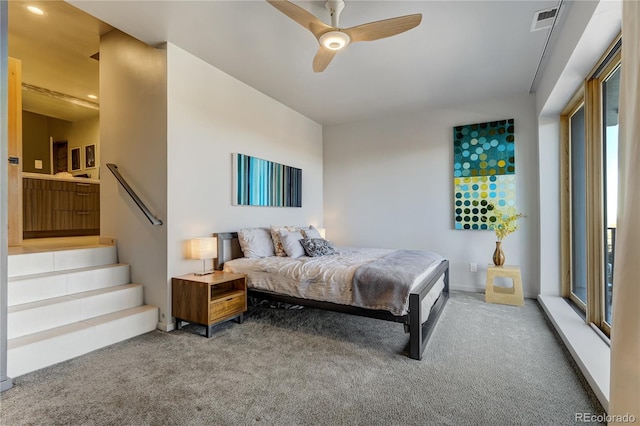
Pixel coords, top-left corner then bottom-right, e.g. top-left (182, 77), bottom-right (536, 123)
top-left (172, 272), bottom-right (247, 337)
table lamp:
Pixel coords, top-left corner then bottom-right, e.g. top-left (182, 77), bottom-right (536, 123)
top-left (189, 237), bottom-right (217, 276)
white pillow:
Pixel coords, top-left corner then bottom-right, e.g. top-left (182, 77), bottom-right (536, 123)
top-left (279, 230), bottom-right (306, 258)
top-left (304, 225), bottom-right (323, 239)
top-left (237, 227), bottom-right (275, 258)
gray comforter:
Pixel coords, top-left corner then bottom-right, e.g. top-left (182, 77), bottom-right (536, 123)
top-left (352, 250), bottom-right (444, 315)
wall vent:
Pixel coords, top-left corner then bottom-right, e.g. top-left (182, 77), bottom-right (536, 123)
top-left (531, 7), bottom-right (558, 32)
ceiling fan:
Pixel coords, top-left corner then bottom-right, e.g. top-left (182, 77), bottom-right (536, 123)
top-left (267, 0), bottom-right (422, 72)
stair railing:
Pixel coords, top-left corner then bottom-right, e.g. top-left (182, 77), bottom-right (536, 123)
top-left (106, 163), bottom-right (163, 226)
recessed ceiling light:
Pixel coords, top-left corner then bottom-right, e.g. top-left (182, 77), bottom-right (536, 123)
top-left (24, 5), bottom-right (45, 16)
top-left (87, 94), bottom-right (98, 100)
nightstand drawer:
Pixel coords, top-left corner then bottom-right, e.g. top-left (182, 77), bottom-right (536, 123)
top-left (210, 290), bottom-right (245, 322)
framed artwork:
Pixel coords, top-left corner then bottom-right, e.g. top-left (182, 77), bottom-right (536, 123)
top-left (453, 119), bottom-right (515, 230)
top-left (85, 144), bottom-right (96, 169)
top-left (70, 147), bottom-right (81, 171)
top-left (232, 153), bottom-right (302, 207)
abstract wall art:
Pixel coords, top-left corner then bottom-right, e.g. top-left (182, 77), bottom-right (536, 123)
top-left (232, 153), bottom-right (302, 207)
top-left (453, 119), bottom-right (515, 230)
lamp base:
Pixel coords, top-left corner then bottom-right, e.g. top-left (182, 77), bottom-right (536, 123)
top-left (194, 270), bottom-right (214, 276)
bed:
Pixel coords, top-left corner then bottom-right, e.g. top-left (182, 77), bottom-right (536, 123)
top-left (214, 230), bottom-right (449, 360)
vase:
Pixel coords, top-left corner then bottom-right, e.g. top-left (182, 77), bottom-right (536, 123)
top-left (493, 241), bottom-right (505, 266)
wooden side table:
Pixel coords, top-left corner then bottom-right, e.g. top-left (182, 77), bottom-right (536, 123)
top-left (485, 265), bottom-right (524, 307)
top-left (172, 272), bottom-right (247, 337)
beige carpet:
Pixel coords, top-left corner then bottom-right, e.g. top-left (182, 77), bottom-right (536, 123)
top-left (0, 291), bottom-right (604, 425)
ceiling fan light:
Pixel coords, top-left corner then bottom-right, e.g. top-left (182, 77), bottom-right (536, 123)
top-left (319, 31), bottom-right (350, 51)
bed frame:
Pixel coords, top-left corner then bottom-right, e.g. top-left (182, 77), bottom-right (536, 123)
top-left (214, 232), bottom-right (449, 360)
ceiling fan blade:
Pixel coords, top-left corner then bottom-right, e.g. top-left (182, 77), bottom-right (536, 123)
top-left (266, 0), bottom-right (334, 38)
top-left (313, 46), bottom-right (337, 73)
top-left (344, 14), bottom-right (422, 43)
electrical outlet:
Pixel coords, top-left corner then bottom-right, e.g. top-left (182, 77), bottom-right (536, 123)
top-left (469, 262), bottom-right (478, 272)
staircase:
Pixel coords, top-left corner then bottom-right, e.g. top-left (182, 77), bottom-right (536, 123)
top-left (7, 239), bottom-right (158, 377)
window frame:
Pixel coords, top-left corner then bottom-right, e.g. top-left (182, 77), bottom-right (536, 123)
top-left (561, 92), bottom-right (587, 313)
top-left (560, 34), bottom-right (621, 337)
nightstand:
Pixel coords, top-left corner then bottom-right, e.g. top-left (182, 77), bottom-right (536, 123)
top-left (172, 272), bottom-right (247, 337)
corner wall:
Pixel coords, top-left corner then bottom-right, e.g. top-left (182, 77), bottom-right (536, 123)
top-left (100, 30), bottom-right (169, 328)
top-left (99, 35), bottom-right (323, 330)
top-left (323, 94), bottom-right (539, 297)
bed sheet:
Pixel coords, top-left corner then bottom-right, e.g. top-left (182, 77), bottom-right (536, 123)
top-left (223, 247), bottom-right (445, 318)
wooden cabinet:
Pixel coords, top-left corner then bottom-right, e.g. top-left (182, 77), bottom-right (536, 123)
top-left (172, 272), bottom-right (247, 337)
top-left (23, 177), bottom-right (100, 238)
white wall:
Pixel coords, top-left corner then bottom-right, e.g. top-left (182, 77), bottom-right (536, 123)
top-left (100, 30), bottom-right (169, 328)
top-left (324, 93), bottom-right (539, 297)
top-left (166, 43), bottom-right (323, 290)
top-left (536, 116), bottom-right (561, 295)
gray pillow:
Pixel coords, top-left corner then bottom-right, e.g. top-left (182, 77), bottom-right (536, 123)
top-left (279, 230), bottom-right (306, 258)
top-left (237, 227), bottom-right (275, 258)
top-left (300, 238), bottom-right (336, 257)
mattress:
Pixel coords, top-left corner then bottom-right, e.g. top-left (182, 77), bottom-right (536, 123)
top-left (223, 246), bottom-right (445, 321)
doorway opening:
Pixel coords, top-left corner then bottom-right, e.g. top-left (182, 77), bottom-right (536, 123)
top-left (52, 140), bottom-right (68, 174)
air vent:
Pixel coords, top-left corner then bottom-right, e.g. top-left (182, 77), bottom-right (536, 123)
top-left (531, 7), bottom-right (558, 32)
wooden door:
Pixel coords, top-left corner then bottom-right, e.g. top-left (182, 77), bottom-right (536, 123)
top-left (8, 57), bottom-right (22, 246)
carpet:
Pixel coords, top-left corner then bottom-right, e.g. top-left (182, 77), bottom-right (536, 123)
top-left (0, 291), bottom-right (605, 425)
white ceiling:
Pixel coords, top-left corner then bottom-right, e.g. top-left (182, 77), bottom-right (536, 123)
top-left (12, 0), bottom-right (561, 125)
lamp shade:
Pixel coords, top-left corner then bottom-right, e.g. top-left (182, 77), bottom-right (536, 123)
top-left (317, 228), bottom-right (326, 239)
top-left (189, 237), bottom-right (217, 260)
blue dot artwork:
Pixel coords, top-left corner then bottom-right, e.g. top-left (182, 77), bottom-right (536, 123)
top-left (453, 119), bottom-right (516, 230)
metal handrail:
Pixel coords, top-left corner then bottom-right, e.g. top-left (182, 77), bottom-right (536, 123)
top-left (106, 163), bottom-right (163, 226)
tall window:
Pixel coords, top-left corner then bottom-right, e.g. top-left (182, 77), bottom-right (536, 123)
top-left (602, 64), bottom-right (620, 328)
top-left (561, 36), bottom-right (620, 337)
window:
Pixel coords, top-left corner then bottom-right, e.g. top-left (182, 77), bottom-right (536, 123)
top-left (602, 63), bottom-right (620, 328)
top-left (561, 36), bottom-right (621, 337)
top-left (569, 102), bottom-right (587, 309)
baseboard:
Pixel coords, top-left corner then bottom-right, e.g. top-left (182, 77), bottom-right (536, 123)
top-left (156, 320), bottom-right (174, 332)
top-left (0, 377), bottom-right (13, 392)
top-left (450, 282), bottom-right (537, 299)
top-left (450, 283), bottom-right (485, 294)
